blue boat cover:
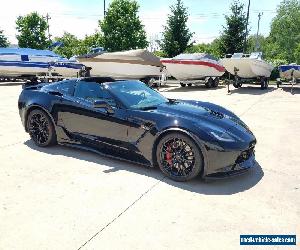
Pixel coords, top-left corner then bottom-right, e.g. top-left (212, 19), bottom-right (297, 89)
top-left (0, 47), bottom-right (61, 58)
top-left (279, 65), bottom-right (300, 72)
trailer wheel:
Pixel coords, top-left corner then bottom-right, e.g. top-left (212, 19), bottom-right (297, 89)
top-left (205, 78), bottom-right (213, 88)
top-left (265, 79), bottom-right (269, 89)
top-left (212, 77), bottom-right (219, 88)
top-left (260, 78), bottom-right (268, 90)
top-left (277, 81), bottom-right (281, 88)
top-left (233, 76), bottom-right (241, 88)
top-left (180, 82), bottom-right (186, 87)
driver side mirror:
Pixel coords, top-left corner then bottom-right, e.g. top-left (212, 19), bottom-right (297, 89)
top-left (93, 100), bottom-right (114, 114)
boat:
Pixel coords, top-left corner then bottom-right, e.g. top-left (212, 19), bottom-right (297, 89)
top-left (160, 53), bottom-right (225, 88)
top-left (161, 53), bottom-right (225, 80)
top-left (0, 48), bottom-right (85, 78)
top-left (221, 52), bottom-right (273, 78)
top-left (76, 49), bottom-right (163, 81)
top-left (279, 63), bottom-right (300, 80)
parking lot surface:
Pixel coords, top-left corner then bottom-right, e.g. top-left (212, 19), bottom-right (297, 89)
top-left (0, 82), bottom-right (299, 250)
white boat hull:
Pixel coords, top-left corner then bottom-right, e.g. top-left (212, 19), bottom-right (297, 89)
top-left (80, 61), bottom-right (162, 79)
top-left (161, 60), bottom-right (225, 80)
top-left (0, 62), bottom-right (49, 76)
top-left (51, 62), bottom-right (84, 77)
top-left (0, 49), bottom-right (85, 78)
top-left (221, 58), bottom-right (273, 78)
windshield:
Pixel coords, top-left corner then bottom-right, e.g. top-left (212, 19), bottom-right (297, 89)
top-left (107, 81), bottom-right (168, 109)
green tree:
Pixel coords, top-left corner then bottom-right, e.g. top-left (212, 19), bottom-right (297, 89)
top-left (267, 0), bottom-right (300, 63)
top-left (247, 34), bottom-right (266, 54)
top-left (99, 0), bottom-right (148, 52)
top-left (53, 32), bottom-right (81, 58)
top-left (185, 38), bottom-right (223, 58)
top-left (160, 0), bottom-right (193, 57)
top-left (294, 43), bottom-right (300, 64)
top-left (78, 33), bottom-right (104, 55)
top-left (16, 12), bottom-right (49, 49)
top-left (53, 32), bottom-right (104, 58)
top-left (0, 29), bottom-right (9, 47)
top-left (219, 1), bottom-right (248, 55)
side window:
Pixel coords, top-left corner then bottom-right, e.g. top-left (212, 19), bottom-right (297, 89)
top-left (56, 81), bottom-right (75, 96)
top-left (74, 81), bottom-right (116, 107)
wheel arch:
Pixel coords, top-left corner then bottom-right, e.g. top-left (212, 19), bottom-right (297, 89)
top-left (24, 105), bottom-right (56, 133)
top-left (151, 127), bottom-right (208, 177)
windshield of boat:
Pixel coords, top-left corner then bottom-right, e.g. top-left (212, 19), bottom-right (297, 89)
top-left (232, 53), bottom-right (244, 59)
top-left (107, 81), bottom-right (169, 110)
top-left (173, 53), bottom-right (218, 61)
top-left (249, 52), bottom-right (262, 59)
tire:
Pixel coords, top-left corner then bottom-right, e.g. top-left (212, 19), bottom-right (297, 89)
top-left (212, 77), bottom-right (219, 88)
top-left (27, 109), bottom-right (57, 147)
top-left (180, 82), bottom-right (186, 87)
top-left (156, 133), bottom-right (203, 182)
top-left (260, 78), bottom-right (267, 90)
top-left (233, 76), bottom-right (241, 88)
top-left (187, 83), bottom-right (192, 87)
top-left (264, 79), bottom-right (269, 89)
top-left (205, 78), bottom-right (214, 88)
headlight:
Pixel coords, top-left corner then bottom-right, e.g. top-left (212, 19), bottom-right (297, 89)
top-left (210, 131), bottom-right (236, 142)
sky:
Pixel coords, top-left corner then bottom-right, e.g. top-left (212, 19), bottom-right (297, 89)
top-left (0, 0), bottom-right (283, 45)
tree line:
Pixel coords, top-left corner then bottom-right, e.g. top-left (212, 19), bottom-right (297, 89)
top-left (0, 0), bottom-right (299, 65)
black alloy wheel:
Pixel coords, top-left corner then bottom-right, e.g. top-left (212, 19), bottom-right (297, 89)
top-left (157, 133), bottom-right (203, 181)
top-left (27, 109), bottom-right (57, 147)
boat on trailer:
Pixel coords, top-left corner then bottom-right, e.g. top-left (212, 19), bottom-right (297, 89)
top-left (0, 48), bottom-right (85, 80)
top-left (221, 52), bottom-right (274, 89)
top-left (76, 49), bottom-right (163, 83)
top-left (279, 64), bottom-right (300, 80)
top-left (161, 53), bottom-right (226, 88)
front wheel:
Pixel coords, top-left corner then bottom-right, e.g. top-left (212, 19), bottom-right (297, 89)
top-left (27, 109), bottom-right (57, 147)
top-left (156, 133), bottom-right (203, 182)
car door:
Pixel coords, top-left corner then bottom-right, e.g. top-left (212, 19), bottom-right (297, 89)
top-left (59, 80), bottom-right (131, 150)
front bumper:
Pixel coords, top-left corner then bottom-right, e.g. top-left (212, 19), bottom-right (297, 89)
top-left (205, 154), bottom-right (256, 179)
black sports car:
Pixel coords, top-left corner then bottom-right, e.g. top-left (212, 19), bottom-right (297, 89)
top-left (18, 77), bottom-right (257, 181)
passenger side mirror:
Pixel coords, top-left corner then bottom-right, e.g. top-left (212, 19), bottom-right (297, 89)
top-left (93, 100), bottom-right (114, 114)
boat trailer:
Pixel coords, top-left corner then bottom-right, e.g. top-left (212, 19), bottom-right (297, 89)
top-left (225, 67), bottom-right (269, 93)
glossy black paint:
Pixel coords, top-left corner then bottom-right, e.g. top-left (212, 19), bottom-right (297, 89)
top-left (18, 78), bottom-right (257, 178)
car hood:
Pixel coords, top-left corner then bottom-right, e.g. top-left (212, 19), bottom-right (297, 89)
top-left (154, 100), bottom-right (254, 142)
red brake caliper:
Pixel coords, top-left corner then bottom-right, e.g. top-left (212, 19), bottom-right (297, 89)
top-left (166, 145), bottom-right (173, 165)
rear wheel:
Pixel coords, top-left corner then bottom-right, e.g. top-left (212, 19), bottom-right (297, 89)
top-left (233, 76), bottom-right (241, 88)
top-left (187, 83), bottom-right (193, 87)
top-left (212, 77), bottom-right (219, 88)
top-left (205, 77), bottom-right (214, 88)
top-left (156, 133), bottom-right (203, 182)
top-left (260, 77), bottom-right (268, 90)
top-left (180, 82), bottom-right (186, 87)
top-left (27, 109), bottom-right (57, 147)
